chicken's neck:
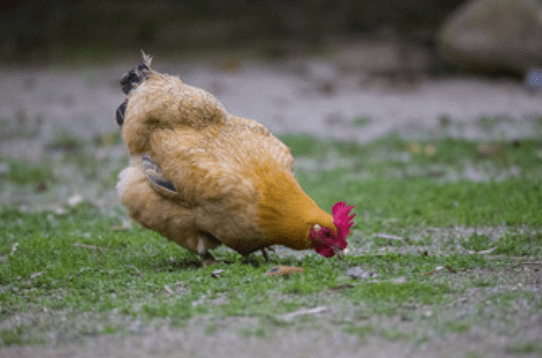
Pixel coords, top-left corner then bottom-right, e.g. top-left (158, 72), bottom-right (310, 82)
top-left (254, 162), bottom-right (335, 250)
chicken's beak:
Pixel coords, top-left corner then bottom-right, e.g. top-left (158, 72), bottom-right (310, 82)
top-left (312, 224), bottom-right (321, 232)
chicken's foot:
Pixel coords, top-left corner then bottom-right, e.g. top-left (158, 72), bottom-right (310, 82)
top-left (261, 246), bottom-right (275, 262)
top-left (201, 252), bottom-right (218, 267)
top-left (261, 248), bottom-right (269, 262)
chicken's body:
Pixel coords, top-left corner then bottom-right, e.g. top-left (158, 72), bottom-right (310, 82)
top-left (116, 55), bottom-right (349, 264)
top-left (117, 56), bottom-right (342, 258)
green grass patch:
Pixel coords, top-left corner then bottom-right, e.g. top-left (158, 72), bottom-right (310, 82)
top-left (48, 127), bottom-right (87, 152)
top-left (347, 281), bottom-right (450, 307)
top-left (0, 326), bottom-right (42, 346)
top-left (0, 158), bottom-right (53, 184)
top-left (380, 327), bottom-right (410, 341)
top-left (280, 133), bottom-right (329, 158)
top-left (441, 320), bottom-right (470, 333)
top-left (281, 134), bottom-right (542, 179)
top-left (495, 232), bottom-right (542, 256)
top-left (351, 115), bottom-right (373, 127)
top-left (460, 233), bottom-right (493, 252)
top-left (1, 132), bottom-right (542, 346)
top-left (505, 342), bottom-right (542, 354)
top-left (0, 204), bottom-right (511, 345)
top-left (343, 324), bottom-right (374, 339)
top-left (300, 175), bottom-right (542, 230)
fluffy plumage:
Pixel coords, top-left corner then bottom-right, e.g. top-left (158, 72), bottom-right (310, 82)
top-left (116, 53), bottom-right (354, 264)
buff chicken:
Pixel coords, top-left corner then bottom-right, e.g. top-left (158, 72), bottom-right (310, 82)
top-left (115, 53), bottom-right (354, 265)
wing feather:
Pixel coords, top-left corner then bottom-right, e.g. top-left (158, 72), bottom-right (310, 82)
top-left (141, 114), bottom-right (294, 210)
top-left (142, 153), bottom-right (178, 197)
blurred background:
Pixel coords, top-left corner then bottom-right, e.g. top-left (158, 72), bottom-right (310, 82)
top-left (1, 0), bottom-right (542, 212)
top-left (2, 2), bottom-right (542, 353)
top-left (2, 0), bottom-right (542, 76)
top-left (0, 0), bottom-right (464, 62)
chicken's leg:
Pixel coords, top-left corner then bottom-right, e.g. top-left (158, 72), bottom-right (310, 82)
top-left (197, 232), bottom-right (221, 266)
top-left (260, 246), bottom-right (275, 262)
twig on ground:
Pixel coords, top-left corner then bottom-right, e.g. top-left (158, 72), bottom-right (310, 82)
top-left (376, 233), bottom-right (405, 241)
top-left (476, 246), bottom-right (498, 255)
top-left (280, 306), bottom-right (329, 321)
top-left (164, 285), bottom-right (174, 295)
top-left (126, 265), bottom-right (143, 277)
top-left (73, 243), bottom-right (102, 250)
top-left (427, 265), bottom-right (457, 275)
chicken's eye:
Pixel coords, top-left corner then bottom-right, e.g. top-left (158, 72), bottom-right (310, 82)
top-left (323, 230), bottom-right (331, 238)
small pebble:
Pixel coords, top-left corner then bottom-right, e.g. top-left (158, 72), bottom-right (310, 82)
top-left (68, 194), bottom-right (83, 207)
top-left (346, 266), bottom-right (378, 280)
top-left (211, 269), bottom-right (224, 278)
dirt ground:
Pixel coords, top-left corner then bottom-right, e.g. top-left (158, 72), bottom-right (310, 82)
top-left (5, 316), bottom-right (534, 358)
top-left (1, 50), bottom-right (542, 358)
top-left (1, 53), bottom-right (542, 160)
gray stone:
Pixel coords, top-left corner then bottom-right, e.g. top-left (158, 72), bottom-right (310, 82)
top-left (524, 68), bottom-right (542, 91)
top-left (346, 266), bottom-right (378, 280)
top-left (438, 0), bottom-right (542, 74)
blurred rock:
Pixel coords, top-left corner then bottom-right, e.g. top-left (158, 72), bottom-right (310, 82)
top-left (524, 68), bottom-right (542, 92)
top-left (438, 0), bottom-right (542, 75)
top-left (330, 31), bottom-right (432, 76)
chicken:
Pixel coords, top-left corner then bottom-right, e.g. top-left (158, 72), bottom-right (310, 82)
top-left (115, 53), bottom-right (355, 265)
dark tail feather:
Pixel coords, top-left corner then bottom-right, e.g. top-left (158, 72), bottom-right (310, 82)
top-left (120, 70), bottom-right (139, 95)
top-left (116, 52), bottom-right (152, 126)
top-left (120, 61), bottom-right (150, 95)
top-left (116, 101), bottom-right (126, 126)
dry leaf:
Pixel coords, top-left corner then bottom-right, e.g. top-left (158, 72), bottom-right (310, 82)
top-left (265, 266), bottom-right (304, 277)
top-left (427, 266), bottom-right (443, 276)
top-left (427, 265), bottom-right (456, 275)
top-left (445, 265), bottom-right (457, 273)
top-left (478, 144), bottom-right (503, 157)
top-left (424, 145), bottom-right (437, 156)
top-left (406, 142), bottom-right (422, 153)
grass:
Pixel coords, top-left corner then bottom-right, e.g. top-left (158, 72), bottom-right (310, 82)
top-left (48, 127), bottom-right (87, 152)
top-left (1, 132), bottom-right (541, 348)
top-left (0, 158), bottom-right (54, 184)
top-left (351, 115), bottom-right (373, 127)
top-left (505, 342), bottom-right (542, 354)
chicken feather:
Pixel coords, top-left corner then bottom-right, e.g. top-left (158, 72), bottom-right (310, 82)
top-left (116, 54), bottom-right (353, 264)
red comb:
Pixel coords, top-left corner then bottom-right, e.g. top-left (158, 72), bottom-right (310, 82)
top-left (312, 202), bottom-right (355, 258)
top-left (332, 202), bottom-right (355, 247)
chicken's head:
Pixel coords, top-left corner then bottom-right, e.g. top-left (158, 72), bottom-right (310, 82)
top-left (309, 202), bottom-right (355, 258)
